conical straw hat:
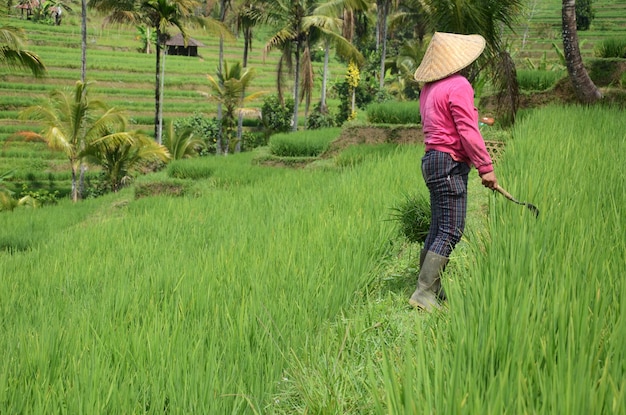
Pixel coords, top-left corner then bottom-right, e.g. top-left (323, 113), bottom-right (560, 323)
top-left (414, 32), bottom-right (486, 83)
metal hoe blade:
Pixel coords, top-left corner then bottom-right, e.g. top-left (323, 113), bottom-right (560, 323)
top-left (495, 185), bottom-right (540, 218)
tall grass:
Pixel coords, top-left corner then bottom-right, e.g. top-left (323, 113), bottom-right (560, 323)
top-left (269, 128), bottom-right (342, 157)
top-left (594, 36), bottom-right (626, 57)
top-left (367, 105), bottom-right (626, 414)
top-left (0, 144), bottom-right (419, 413)
top-left (517, 69), bottom-right (566, 91)
top-left (366, 101), bottom-right (420, 125)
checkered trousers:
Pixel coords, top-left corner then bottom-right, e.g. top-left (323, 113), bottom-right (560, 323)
top-left (421, 150), bottom-right (470, 257)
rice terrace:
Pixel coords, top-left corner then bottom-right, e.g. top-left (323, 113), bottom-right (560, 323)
top-left (0, 0), bottom-right (625, 414)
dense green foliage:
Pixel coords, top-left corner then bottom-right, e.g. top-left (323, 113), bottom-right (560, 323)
top-left (587, 58), bottom-right (626, 86)
top-left (167, 157), bottom-right (214, 179)
top-left (594, 36), bottom-right (626, 58)
top-left (576, 0), bottom-right (597, 31)
top-left (268, 128), bottom-right (341, 158)
top-left (277, 105), bottom-right (626, 414)
top-left (0, 141), bottom-right (410, 413)
top-left (517, 69), bottom-right (566, 91)
top-left (261, 95), bottom-right (295, 137)
top-left (366, 101), bottom-right (420, 125)
top-left (389, 191), bottom-right (431, 243)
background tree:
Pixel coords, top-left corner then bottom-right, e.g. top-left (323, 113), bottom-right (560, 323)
top-left (18, 81), bottom-right (143, 201)
top-left (575, 0), bottom-right (595, 31)
top-left (233, 0), bottom-right (261, 144)
top-left (89, 0), bottom-right (199, 144)
top-left (162, 120), bottom-right (206, 159)
top-left (206, 61), bottom-right (264, 153)
top-left (257, 0), bottom-right (362, 131)
top-left (375, 0), bottom-right (396, 91)
top-left (82, 128), bottom-right (170, 192)
top-left (0, 25), bottom-right (46, 76)
top-left (89, 0), bottom-right (233, 144)
top-left (311, 0), bottom-right (366, 113)
top-left (562, 0), bottom-right (602, 103)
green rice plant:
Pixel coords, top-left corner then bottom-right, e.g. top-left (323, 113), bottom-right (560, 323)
top-left (366, 101), bottom-right (420, 125)
top-left (587, 57), bottom-right (626, 87)
top-left (134, 178), bottom-right (190, 198)
top-left (334, 143), bottom-right (400, 167)
top-left (594, 37), bottom-right (626, 58)
top-left (0, 144), bottom-right (419, 413)
top-left (517, 69), bottom-right (566, 91)
top-left (269, 128), bottom-right (341, 157)
top-left (167, 158), bottom-right (214, 180)
top-left (368, 105), bottom-right (626, 414)
top-left (388, 190), bottom-right (431, 244)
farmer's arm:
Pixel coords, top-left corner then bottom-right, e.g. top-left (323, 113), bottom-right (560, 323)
top-left (449, 82), bottom-right (498, 189)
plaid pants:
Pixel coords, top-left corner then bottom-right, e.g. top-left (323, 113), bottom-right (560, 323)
top-left (421, 150), bottom-right (470, 257)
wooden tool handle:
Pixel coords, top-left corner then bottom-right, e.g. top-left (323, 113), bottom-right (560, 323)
top-left (495, 185), bottom-right (518, 203)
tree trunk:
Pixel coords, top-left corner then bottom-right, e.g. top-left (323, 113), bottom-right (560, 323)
top-left (236, 44), bottom-right (249, 153)
top-left (71, 164), bottom-right (78, 203)
top-left (320, 39), bottom-right (330, 112)
top-left (154, 28), bottom-right (162, 143)
top-left (292, 44), bottom-right (301, 131)
top-left (81, 0), bottom-right (86, 84)
top-left (562, 0), bottom-right (602, 103)
top-left (378, 0), bottom-right (389, 91)
top-left (217, 0), bottom-right (228, 154)
top-left (78, 0), bottom-right (87, 200)
top-left (217, 35), bottom-right (224, 154)
top-left (158, 48), bottom-right (166, 145)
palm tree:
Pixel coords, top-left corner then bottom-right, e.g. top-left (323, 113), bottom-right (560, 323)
top-left (0, 170), bottom-right (38, 212)
top-left (0, 25), bottom-right (46, 76)
top-left (18, 81), bottom-right (141, 202)
top-left (312, 0), bottom-right (367, 112)
top-left (81, 0), bottom-right (87, 82)
top-left (206, 61), bottom-right (264, 153)
top-left (375, 0), bottom-right (396, 90)
top-left (162, 120), bottom-right (206, 159)
top-left (257, 0), bottom-right (363, 131)
top-left (233, 1), bottom-right (261, 142)
top-left (88, 0), bottom-right (232, 144)
top-left (562, 0), bottom-right (602, 103)
top-left (82, 129), bottom-right (170, 192)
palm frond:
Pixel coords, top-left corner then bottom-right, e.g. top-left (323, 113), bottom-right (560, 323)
top-left (263, 28), bottom-right (296, 55)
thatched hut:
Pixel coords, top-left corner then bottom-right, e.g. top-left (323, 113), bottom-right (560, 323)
top-left (15, 0), bottom-right (40, 19)
top-left (165, 33), bottom-right (205, 57)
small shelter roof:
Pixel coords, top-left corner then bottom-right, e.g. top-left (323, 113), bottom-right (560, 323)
top-left (15, 0), bottom-right (40, 9)
top-left (165, 33), bottom-right (205, 47)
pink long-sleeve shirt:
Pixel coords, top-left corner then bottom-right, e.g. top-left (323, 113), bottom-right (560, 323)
top-left (419, 74), bottom-right (494, 175)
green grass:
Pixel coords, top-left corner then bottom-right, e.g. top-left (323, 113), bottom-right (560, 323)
top-left (0, 144), bottom-right (413, 413)
top-left (271, 105), bottom-right (626, 414)
top-left (1, 94), bottom-right (625, 415)
top-left (517, 69), bottom-right (567, 91)
top-left (366, 101), bottom-right (420, 125)
top-left (269, 128), bottom-right (342, 157)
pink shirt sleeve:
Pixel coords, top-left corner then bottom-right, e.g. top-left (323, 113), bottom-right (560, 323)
top-left (449, 83), bottom-right (494, 175)
top-left (420, 75), bottom-right (493, 175)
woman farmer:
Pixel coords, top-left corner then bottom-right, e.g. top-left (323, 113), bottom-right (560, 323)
top-left (409, 32), bottom-right (498, 311)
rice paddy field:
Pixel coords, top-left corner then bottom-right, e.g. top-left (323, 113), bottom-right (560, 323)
top-left (1, 2), bottom-right (626, 414)
top-left (0, 105), bottom-right (624, 413)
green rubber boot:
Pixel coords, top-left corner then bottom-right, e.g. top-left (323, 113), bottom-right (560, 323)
top-left (409, 251), bottom-right (449, 311)
top-left (419, 248), bottom-right (447, 302)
